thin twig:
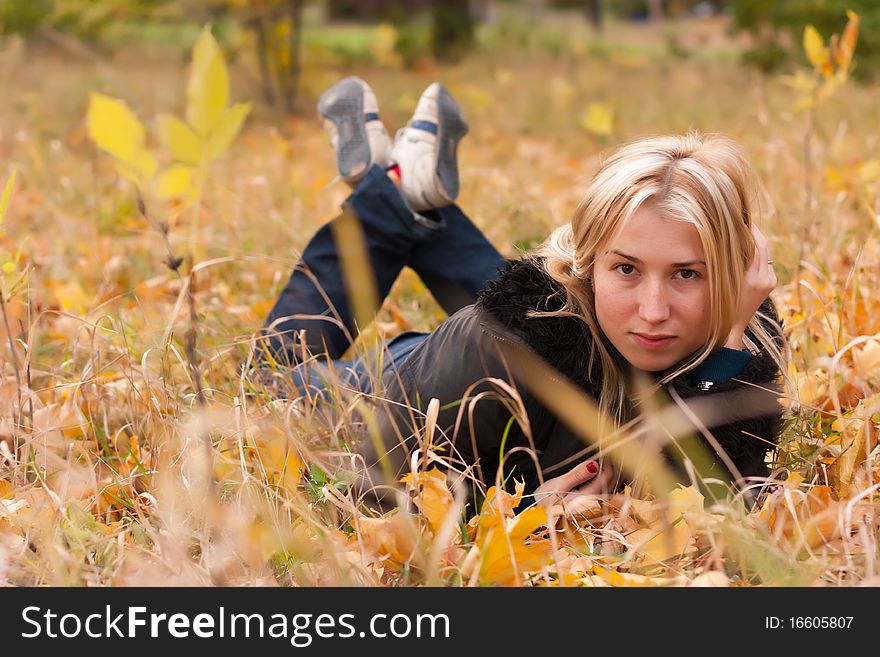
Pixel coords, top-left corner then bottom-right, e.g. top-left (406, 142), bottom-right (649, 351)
top-left (0, 293), bottom-right (22, 455)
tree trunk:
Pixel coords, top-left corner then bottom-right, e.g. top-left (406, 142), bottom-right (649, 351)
top-left (283, 0), bottom-right (304, 113)
top-left (647, 0), bottom-right (664, 22)
top-left (431, 0), bottom-right (474, 62)
top-left (251, 17), bottom-right (276, 106)
top-left (585, 0), bottom-right (602, 32)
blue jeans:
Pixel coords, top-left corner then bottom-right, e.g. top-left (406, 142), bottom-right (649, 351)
top-left (258, 165), bottom-right (505, 397)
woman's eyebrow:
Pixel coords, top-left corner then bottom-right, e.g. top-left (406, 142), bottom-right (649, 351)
top-left (608, 249), bottom-right (706, 267)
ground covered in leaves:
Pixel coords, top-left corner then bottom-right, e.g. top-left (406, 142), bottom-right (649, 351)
top-left (0, 16), bottom-right (879, 586)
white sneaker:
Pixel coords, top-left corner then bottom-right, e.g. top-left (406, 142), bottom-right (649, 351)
top-left (390, 83), bottom-right (468, 211)
top-left (317, 77), bottom-right (392, 186)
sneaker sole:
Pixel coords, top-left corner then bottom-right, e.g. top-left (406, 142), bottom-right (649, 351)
top-left (317, 78), bottom-right (369, 182)
top-left (435, 85), bottom-right (469, 201)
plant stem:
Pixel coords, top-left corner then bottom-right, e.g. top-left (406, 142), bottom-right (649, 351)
top-left (0, 292), bottom-right (22, 457)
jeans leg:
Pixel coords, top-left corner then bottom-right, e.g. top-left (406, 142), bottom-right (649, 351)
top-left (259, 165), bottom-right (441, 365)
top-left (407, 203), bottom-right (506, 315)
top-left (289, 332), bottom-right (430, 402)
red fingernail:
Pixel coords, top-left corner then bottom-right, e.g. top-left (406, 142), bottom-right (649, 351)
top-left (587, 461), bottom-right (598, 474)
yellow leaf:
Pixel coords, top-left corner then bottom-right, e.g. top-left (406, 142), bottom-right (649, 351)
top-left (132, 149), bottom-right (158, 181)
top-left (87, 93), bottom-right (144, 161)
top-left (508, 507), bottom-right (546, 544)
top-left (204, 102), bottom-right (251, 161)
top-left (157, 115), bottom-right (202, 164)
top-left (0, 169), bottom-right (16, 229)
top-left (784, 70), bottom-right (818, 94)
top-left (629, 521), bottom-right (694, 564)
top-left (400, 468), bottom-right (455, 534)
top-left (2, 261), bottom-right (15, 274)
top-left (156, 165), bottom-right (195, 200)
top-left (257, 427), bottom-right (302, 492)
top-left (838, 11), bottom-right (860, 68)
top-left (357, 513), bottom-right (420, 565)
top-left (87, 93), bottom-right (155, 181)
top-left (591, 564), bottom-right (658, 587)
top-left (369, 22), bottom-right (402, 68)
top-left (186, 25), bottom-right (229, 136)
top-left (579, 102), bottom-right (614, 137)
top-left (803, 25), bottom-right (832, 75)
top-left (476, 505), bottom-right (549, 585)
top-left (668, 483), bottom-right (705, 515)
top-left (52, 280), bottom-right (91, 315)
top-left (629, 485), bottom-right (702, 564)
top-left (835, 413), bottom-right (866, 496)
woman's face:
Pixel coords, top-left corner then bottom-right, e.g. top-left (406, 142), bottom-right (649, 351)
top-left (592, 205), bottom-right (712, 373)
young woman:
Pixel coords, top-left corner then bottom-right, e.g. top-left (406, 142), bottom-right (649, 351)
top-left (255, 77), bottom-right (788, 511)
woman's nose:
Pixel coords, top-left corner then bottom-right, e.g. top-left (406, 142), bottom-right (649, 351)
top-left (638, 282), bottom-right (671, 323)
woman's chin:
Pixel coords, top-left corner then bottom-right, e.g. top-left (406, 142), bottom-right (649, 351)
top-left (622, 351), bottom-right (679, 374)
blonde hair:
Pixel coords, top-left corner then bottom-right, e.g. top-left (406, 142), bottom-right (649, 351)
top-left (534, 132), bottom-right (789, 425)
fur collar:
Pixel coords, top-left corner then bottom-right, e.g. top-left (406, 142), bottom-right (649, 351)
top-left (475, 257), bottom-right (608, 393)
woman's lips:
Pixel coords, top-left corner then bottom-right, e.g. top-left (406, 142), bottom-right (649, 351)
top-left (632, 333), bottom-right (676, 350)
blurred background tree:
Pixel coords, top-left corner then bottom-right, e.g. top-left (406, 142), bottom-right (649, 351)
top-left (729, 0), bottom-right (880, 76)
top-left (3, 0), bottom-right (879, 111)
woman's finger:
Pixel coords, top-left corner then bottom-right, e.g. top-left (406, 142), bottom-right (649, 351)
top-left (560, 460), bottom-right (599, 490)
top-left (573, 464), bottom-right (614, 496)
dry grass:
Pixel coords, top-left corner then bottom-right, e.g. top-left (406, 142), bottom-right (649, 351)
top-left (0, 16), bottom-right (878, 586)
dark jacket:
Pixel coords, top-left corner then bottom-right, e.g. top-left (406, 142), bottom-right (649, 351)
top-left (367, 257), bottom-right (785, 503)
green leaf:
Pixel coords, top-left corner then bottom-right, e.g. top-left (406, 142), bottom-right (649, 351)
top-left (156, 164), bottom-right (195, 200)
top-left (87, 93), bottom-right (156, 182)
top-left (205, 102), bottom-right (251, 161)
top-left (0, 169), bottom-right (17, 231)
top-left (157, 115), bottom-right (202, 164)
top-left (186, 25), bottom-right (229, 137)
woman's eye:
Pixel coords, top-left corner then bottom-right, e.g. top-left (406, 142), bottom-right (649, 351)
top-left (678, 269), bottom-right (698, 280)
top-left (615, 264), bottom-right (635, 276)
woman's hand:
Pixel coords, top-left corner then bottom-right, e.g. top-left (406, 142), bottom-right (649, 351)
top-left (532, 460), bottom-right (615, 508)
top-left (725, 223), bottom-right (777, 349)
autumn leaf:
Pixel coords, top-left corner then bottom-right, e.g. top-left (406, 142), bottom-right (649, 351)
top-left (357, 513), bottom-right (422, 566)
top-left (87, 93), bottom-right (157, 182)
top-left (186, 25), bottom-right (230, 137)
top-left (0, 169), bottom-right (16, 232)
top-left (254, 426), bottom-right (303, 492)
top-left (475, 505), bottom-right (550, 586)
top-left (156, 164), bottom-right (196, 200)
top-left (628, 485), bottom-right (703, 564)
top-left (803, 25), bottom-right (832, 76)
top-left (157, 115), bottom-right (202, 164)
top-left (591, 564), bottom-right (664, 587)
top-left (852, 338), bottom-right (880, 383)
top-left (49, 279), bottom-right (91, 315)
top-left (369, 22), bottom-right (402, 69)
top-left (205, 103), bottom-right (251, 162)
top-left (834, 10), bottom-right (860, 69)
top-left (580, 102), bottom-right (614, 137)
top-left (400, 468), bottom-right (455, 534)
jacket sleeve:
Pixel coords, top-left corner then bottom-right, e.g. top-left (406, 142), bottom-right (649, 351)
top-left (356, 306), bottom-right (544, 508)
top-left (662, 297), bottom-right (786, 487)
